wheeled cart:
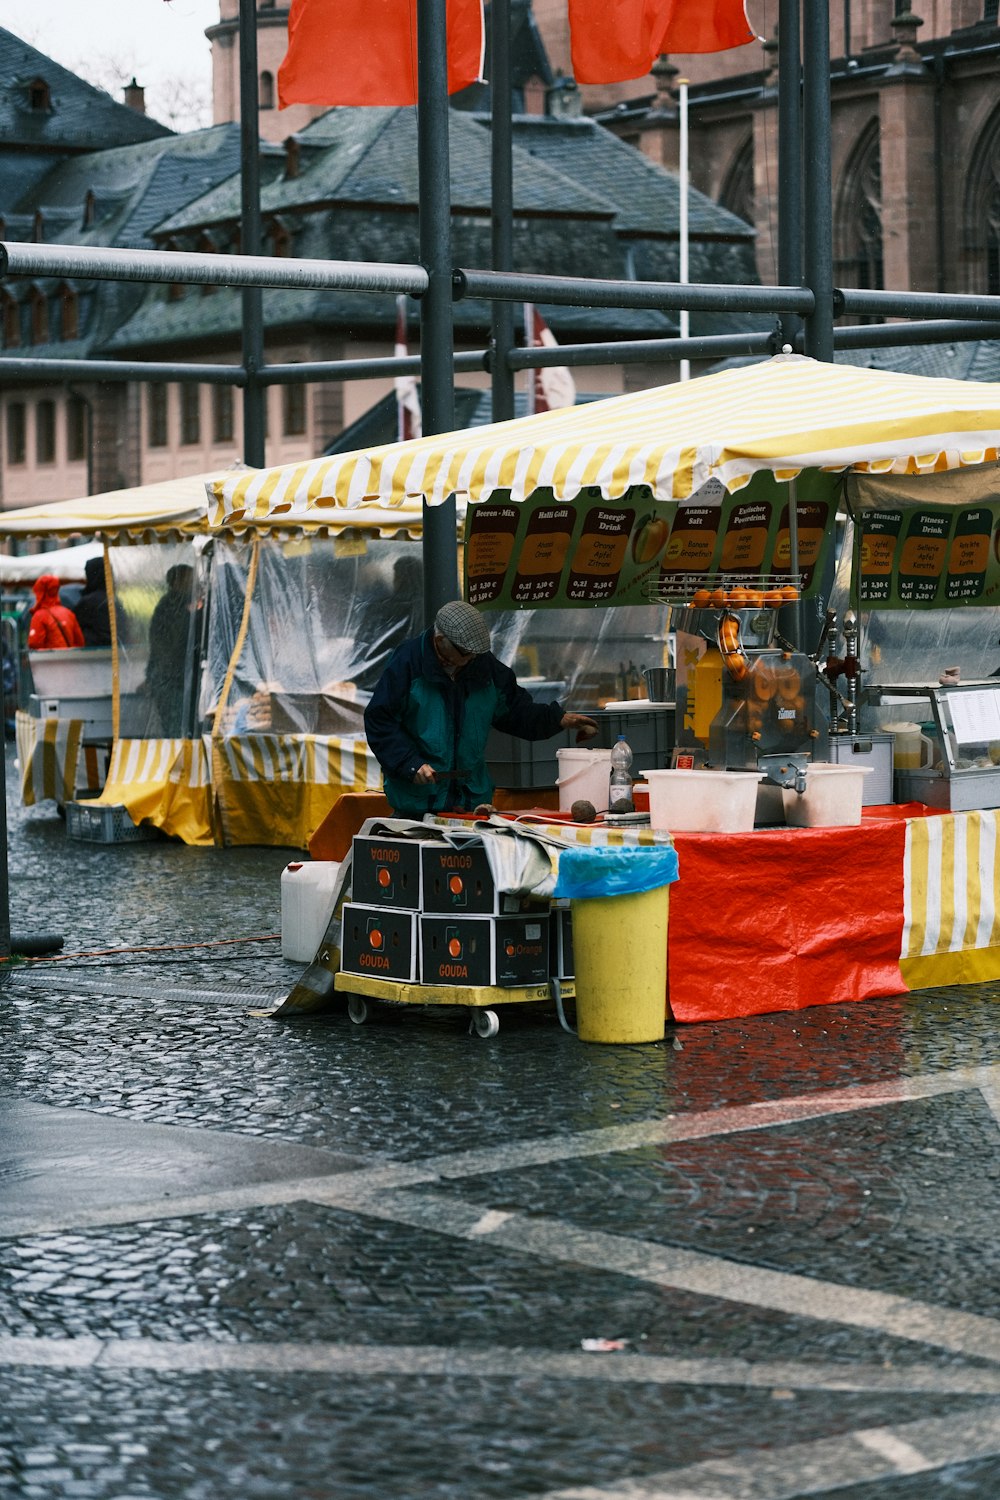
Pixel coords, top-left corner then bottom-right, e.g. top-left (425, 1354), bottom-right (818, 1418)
top-left (333, 970), bottom-right (575, 1037)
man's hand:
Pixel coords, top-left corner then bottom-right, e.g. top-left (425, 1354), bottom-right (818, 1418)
top-left (561, 712), bottom-right (598, 743)
top-left (413, 763), bottom-right (436, 785)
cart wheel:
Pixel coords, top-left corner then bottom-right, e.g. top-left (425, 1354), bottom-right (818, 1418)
top-left (470, 1008), bottom-right (500, 1038)
top-left (347, 995), bottom-right (370, 1026)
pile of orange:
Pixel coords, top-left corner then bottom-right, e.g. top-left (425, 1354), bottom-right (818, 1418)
top-left (689, 583), bottom-right (799, 609)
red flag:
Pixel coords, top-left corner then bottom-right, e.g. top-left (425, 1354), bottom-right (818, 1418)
top-left (278, 0), bottom-right (485, 109)
top-left (569, 0), bottom-right (755, 85)
top-left (394, 295), bottom-right (422, 443)
top-left (524, 305), bottom-right (576, 416)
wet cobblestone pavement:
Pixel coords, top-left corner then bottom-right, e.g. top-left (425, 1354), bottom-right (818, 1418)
top-left (2, 750), bottom-right (999, 1497)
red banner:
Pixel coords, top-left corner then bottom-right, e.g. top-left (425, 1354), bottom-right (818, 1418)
top-left (569, 0), bottom-right (755, 85)
top-left (278, 0), bottom-right (485, 108)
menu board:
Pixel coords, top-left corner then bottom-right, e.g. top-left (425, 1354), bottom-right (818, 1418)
top-left (854, 501), bottom-right (1000, 609)
top-left (465, 470), bottom-right (838, 611)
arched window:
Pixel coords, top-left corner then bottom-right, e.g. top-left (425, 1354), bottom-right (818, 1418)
top-left (58, 283), bottom-right (79, 341)
top-left (835, 121), bottom-right (883, 299)
top-left (260, 71), bottom-right (275, 109)
top-left (268, 217), bottom-right (292, 257)
top-left (720, 136), bottom-right (754, 228)
top-left (27, 77), bottom-right (51, 111)
top-left (965, 106), bottom-right (1000, 294)
top-left (1, 292), bottom-right (19, 349)
top-left (28, 286), bottom-right (48, 344)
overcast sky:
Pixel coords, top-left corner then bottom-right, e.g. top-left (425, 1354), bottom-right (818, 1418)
top-left (4, 0), bottom-right (223, 129)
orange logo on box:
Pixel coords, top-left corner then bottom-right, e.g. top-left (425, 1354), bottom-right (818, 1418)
top-left (449, 875), bottom-right (464, 896)
top-left (448, 937), bottom-right (462, 958)
top-left (369, 929), bottom-right (383, 950)
top-left (377, 868), bottom-right (392, 887)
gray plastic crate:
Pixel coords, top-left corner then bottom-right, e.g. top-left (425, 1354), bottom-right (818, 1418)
top-left (65, 801), bottom-right (159, 844)
top-left (486, 705), bottom-right (676, 789)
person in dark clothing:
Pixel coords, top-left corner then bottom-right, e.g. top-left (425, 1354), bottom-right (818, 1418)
top-left (146, 564), bottom-right (195, 736)
top-left (73, 557), bottom-right (113, 647)
top-left (364, 599), bottom-right (597, 818)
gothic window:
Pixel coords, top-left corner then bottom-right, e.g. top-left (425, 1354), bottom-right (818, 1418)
top-left (720, 136), bottom-right (754, 228)
top-left (966, 107), bottom-right (1000, 295)
top-left (835, 121), bottom-right (883, 301)
top-left (260, 71), bottom-right (275, 109)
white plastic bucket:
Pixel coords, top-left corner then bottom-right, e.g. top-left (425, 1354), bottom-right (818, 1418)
top-left (556, 747), bottom-right (613, 813)
top-left (781, 764), bottom-right (872, 828)
top-left (281, 860), bottom-right (341, 962)
top-left (645, 767), bottom-right (759, 833)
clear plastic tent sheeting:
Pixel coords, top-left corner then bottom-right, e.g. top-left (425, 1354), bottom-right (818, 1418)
top-left (828, 518), bottom-right (1000, 705)
top-left (111, 540), bottom-right (208, 742)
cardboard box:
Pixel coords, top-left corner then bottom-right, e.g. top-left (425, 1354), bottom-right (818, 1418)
top-left (340, 903), bottom-right (418, 981)
top-left (351, 835), bottom-right (424, 909)
top-left (420, 914), bottom-right (549, 987)
top-left (421, 840), bottom-right (533, 915)
top-left (550, 903), bottom-right (574, 978)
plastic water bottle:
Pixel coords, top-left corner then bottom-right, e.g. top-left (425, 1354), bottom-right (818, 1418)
top-left (609, 735), bottom-right (634, 809)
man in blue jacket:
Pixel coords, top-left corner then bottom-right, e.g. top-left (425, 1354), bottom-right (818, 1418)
top-left (364, 599), bottom-right (597, 818)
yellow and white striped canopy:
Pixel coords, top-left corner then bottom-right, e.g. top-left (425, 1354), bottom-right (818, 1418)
top-left (0, 472), bottom-right (225, 540)
top-left (206, 354), bottom-right (1000, 528)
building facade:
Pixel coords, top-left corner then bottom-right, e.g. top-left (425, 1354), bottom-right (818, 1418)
top-left (0, 17), bottom-right (758, 511)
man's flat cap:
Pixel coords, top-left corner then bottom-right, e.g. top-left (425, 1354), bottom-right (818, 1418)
top-left (434, 600), bottom-right (491, 655)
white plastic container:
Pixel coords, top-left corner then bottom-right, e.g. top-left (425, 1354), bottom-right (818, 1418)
top-left (645, 768), bottom-right (759, 833)
top-left (781, 764), bottom-right (873, 828)
top-left (281, 860), bottom-right (341, 962)
top-left (556, 746), bottom-right (614, 813)
top-left (29, 647), bottom-right (113, 698)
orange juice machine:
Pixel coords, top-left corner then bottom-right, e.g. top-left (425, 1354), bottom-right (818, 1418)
top-left (674, 590), bottom-right (829, 777)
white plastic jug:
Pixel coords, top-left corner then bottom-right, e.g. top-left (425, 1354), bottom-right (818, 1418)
top-left (879, 720), bottom-right (935, 772)
top-left (281, 860), bottom-right (341, 962)
top-left (555, 746), bottom-right (613, 812)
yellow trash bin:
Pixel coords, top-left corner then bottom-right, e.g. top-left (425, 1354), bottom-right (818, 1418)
top-left (554, 842), bottom-right (677, 1046)
top-left (571, 885), bottom-right (669, 1043)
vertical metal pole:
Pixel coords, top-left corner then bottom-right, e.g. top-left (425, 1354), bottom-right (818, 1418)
top-left (239, 0), bottom-right (266, 466)
top-left (777, 0), bottom-right (803, 342)
top-left (802, 0), bottom-right (834, 361)
top-left (490, 0), bottom-right (515, 423)
top-left (418, 0), bottom-right (460, 622)
top-left (678, 79), bottom-right (690, 382)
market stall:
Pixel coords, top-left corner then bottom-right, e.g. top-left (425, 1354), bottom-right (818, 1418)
top-left (218, 353), bottom-right (1000, 1021)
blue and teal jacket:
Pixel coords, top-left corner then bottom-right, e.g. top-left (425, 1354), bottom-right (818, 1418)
top-left (364, 629), bottom-right (565, 816)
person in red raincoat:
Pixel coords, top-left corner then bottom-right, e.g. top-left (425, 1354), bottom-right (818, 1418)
top-left (27, 575), bottom-right (85, 650)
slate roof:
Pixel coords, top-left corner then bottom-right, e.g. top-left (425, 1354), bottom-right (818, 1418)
top-left (0, 27), bottom-right (169, 153)
top-left (2, 127), bottom-right (244, 360)
top-left (156, 108), bottom-right (610, 233)
top-left (506, 115), bottom-right (755, 241)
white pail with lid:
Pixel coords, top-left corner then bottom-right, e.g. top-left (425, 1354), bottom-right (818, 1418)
top-left (556, 747), bottom-right (613, 812)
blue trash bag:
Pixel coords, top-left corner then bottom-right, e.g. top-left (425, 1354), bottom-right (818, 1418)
top-left (552, 843), bottom-right (679, 900)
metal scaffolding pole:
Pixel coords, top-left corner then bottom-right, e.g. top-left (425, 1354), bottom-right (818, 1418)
top-left (0, 242), bottom-right (428, 295)
top-left (456, 267), bottom-right (814, 314)
top-left (777, 0), bottom-right (803, 350)
top-left (417, 0), bottom-right (459, 621)
top-left (490, 0), bottom-right (516, 422)
top-left (239, 0), bottom-right (265, 467)
top-left (802, 1), bottom-right (833, 361)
